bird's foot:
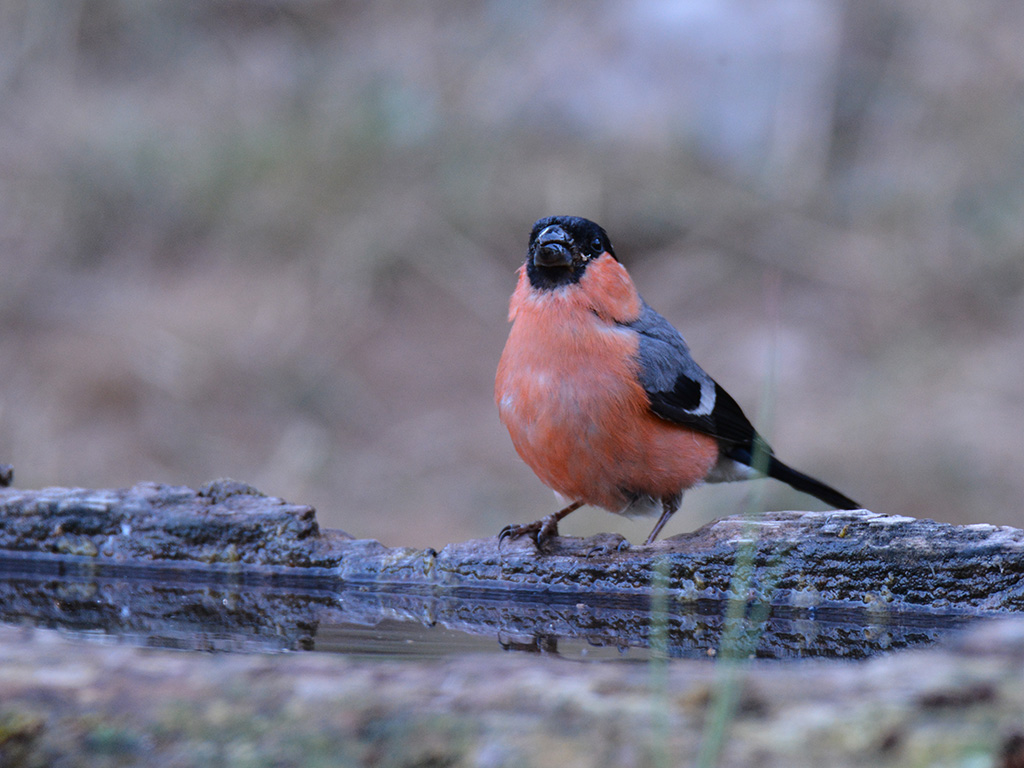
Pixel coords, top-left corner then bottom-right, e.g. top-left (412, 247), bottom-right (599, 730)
top-left (585, 533), bottom-right (631, 557)
top-left (498, 514), bottom-right (561, 549)
top-left (499, 501), bottom-right (584, 551)
top-left (497, 633), bottom-right (559, 655)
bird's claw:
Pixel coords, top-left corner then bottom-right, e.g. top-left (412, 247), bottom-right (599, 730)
top-left (497, 523), bottom-right (532, 546)
top-left (585, 534), bottom-right (631, 557)
top-left (498, 515), bottom-right (561, 549)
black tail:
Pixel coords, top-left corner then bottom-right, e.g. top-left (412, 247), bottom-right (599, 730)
top-left (728, 446), bottom-right (859, 510)
top-left (765, 455), bottom-right (859, 510)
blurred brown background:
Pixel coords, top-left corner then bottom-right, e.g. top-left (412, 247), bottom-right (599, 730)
top-left (1, 1), bottom-right (1022, 547)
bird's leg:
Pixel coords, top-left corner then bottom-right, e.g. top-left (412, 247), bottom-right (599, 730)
top-left (644, 493), bottom-right (682, 545)
top-left (499, 501), bottom-right (584, 548)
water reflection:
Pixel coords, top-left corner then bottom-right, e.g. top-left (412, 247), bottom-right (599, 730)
top-left (0, 555), bottom-right (978, 661)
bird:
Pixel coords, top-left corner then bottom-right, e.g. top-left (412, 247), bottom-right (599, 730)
top-left (495, 215), bottom-right (859, 547)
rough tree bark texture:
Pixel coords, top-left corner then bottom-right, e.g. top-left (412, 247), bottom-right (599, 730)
top-left (2, 480), bottom-right (1023, 612)
top-left (2, 480), bottom-right (1024, 767)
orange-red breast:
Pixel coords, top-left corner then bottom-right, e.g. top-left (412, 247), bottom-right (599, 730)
top-left (495, 215), bottom-right (859, 546)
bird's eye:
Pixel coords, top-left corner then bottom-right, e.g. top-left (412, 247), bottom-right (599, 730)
top-left (589, 237), bottom-right (604, 256)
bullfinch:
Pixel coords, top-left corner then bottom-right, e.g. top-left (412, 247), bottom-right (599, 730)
top-left (495, 215), bottom-right (859, 546)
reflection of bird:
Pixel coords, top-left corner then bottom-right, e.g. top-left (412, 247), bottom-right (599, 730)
top-left (495, 215), bottom-right (859, 546)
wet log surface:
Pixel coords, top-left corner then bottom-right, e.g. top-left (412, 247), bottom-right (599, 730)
top-left (2, 479), bottom-right (1023, 613)
top-left (3, 480), bottom-right (1024, 766)
top-left (0, 551), bottom-right (978, 660)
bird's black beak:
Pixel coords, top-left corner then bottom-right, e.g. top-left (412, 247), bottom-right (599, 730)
top-left (533, 225), bottom-right (573, 268)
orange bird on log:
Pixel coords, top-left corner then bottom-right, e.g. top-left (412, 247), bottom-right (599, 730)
top-left (495, 216), bottom-right (858, 546)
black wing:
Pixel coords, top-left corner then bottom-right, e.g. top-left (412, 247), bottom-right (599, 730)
top-left (627, 302), bottom-right (763, 451)
top-left (627, 302), bottom-right (860, 509)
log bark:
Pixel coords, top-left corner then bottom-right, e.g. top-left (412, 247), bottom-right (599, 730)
top-left (3, 480), bottom-right (1024, 767)
top-left (2, 479), bottom-right (1023, 613)
top-left (0, 479), bottom-right (1019, 659)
